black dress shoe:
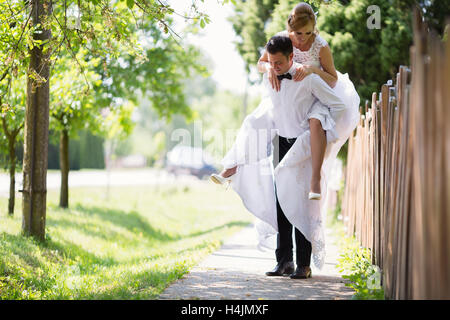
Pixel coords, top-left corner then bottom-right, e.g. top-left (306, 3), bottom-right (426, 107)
top-left (265, 261), bottom-right (295, 276)
top-left (290, 266), bottom-right (312, 279)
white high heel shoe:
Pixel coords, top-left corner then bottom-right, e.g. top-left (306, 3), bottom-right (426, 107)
top-left (308, 192), bottom-right (321, 200)
top-left (210, 173), bottom-right (232, 185)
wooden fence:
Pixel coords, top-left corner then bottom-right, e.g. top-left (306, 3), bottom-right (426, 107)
top-left (341, 10), bottom-right (450, 300)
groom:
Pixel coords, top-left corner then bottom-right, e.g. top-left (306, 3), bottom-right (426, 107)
top-left (263, 35), bottom-right (345, 279)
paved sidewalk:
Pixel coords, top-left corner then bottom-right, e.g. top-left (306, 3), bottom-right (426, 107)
top-left (159, 225), bottom-right (354, 300)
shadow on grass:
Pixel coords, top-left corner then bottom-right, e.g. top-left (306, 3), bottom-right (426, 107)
top-left (0, 231), bottom-right (115, 272)
top-left (0, 232), bottom-right (42, 269)
top-left (71, 204), bottom-right (178, 241)
top-left (47, 216), bottom-right (146, 245)
top-left (56, 204), bottom-right (251, 242)
top-left (42, 237), bottom-right (117, 268)
top-left (84, 266), bottom-right (187, 300)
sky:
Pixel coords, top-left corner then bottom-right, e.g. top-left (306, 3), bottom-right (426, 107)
top-left (170, 1), bottom-right (253, 95)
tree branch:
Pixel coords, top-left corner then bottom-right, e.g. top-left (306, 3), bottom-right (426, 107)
top-left (52, 10), bottom-right (91, 90)
top-left (1, 116), bottom-right (11, 140)
top-left (0, 10), bottom-right (32, 82)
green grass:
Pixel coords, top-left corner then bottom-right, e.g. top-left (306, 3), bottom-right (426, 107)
top-left (0, 182), bottom-right (253, 299)
top-left (335, 235), bottom-right (385, 300)
top-left (325, 194), bottom-right (385, 300)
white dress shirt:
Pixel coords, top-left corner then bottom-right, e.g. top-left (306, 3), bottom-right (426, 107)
top-left (264, 62), bottom-right (345, 139)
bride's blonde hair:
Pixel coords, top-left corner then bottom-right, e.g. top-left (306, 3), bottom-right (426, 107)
top-left (287, 2), bottom-right (318, 34)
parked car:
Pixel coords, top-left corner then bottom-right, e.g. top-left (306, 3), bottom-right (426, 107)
top-left (166, 146), bottom-right (217, 179)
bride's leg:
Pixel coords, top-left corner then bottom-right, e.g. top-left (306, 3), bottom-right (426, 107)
top-left (309, 118), bottom-right (326, 195)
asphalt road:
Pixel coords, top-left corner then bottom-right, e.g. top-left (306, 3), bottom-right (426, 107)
top-left (0, 168), bottom-right (204, 197)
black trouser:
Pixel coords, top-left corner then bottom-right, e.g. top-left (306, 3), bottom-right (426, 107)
top-left (274, 136), bottom-right (312, 267)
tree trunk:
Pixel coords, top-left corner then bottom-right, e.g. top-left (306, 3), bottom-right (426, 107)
top-left (8, 136), bottom-right (16, 216)
top-left (59, 129), bottom-right (69, 208)
top-left (22, 0), bottom-right (52, 241)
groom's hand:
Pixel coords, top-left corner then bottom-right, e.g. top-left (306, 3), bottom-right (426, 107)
top-left (294, 64), bottom-right (312, 82)
top-left (267, 66), bottom-right (281, 92)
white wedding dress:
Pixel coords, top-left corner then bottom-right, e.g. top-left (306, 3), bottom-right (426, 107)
top-left (221, 33), bottom-right (360, 269)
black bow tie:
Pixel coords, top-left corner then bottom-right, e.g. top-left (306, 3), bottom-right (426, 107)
top-left (277, 73), bottom-right (292, 81)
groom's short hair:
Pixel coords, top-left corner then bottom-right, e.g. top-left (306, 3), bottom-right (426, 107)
top-left (266, 36), bottom-right (293, 58)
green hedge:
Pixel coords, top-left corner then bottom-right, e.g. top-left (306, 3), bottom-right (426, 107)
top-left (5, 130), bottom-right (105, 170)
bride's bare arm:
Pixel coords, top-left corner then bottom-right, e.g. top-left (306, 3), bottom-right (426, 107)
top-left (316, 45), bottom-right (338, 88)
top-left (257, 51), bottom-right (270, 72)
top-left (293, 45), bottom-right (338, 88)
top-left (257, 50), bottom-right (281, 91)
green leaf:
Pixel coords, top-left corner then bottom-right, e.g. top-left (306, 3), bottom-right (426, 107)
top-left (126, 0), bottom-right (134, 9)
